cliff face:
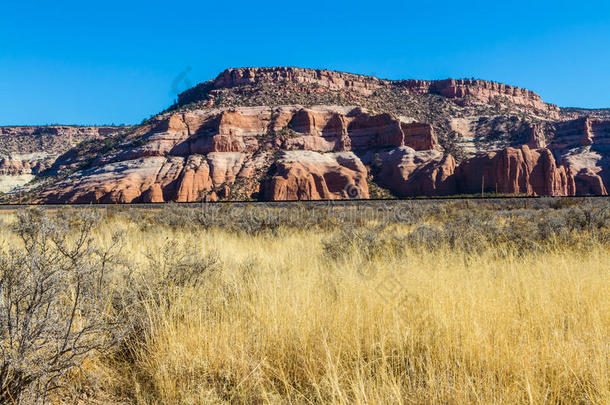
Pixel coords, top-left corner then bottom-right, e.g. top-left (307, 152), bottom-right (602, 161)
top-left (37, 106), bottom-right (440, 203)
top-left (0, 126), bottom-right (121, 193)
top-left (550, 117), bottom-right (610, 195)
top-left (210, 68), bottom-right (555, 112)
top-left (36, 106), bottom-right (593, 203)
top-left (2, 67), bottom-right (607, 202)
top-left (180, 67), bottom-right (559, 118)
top-left (211, 67), bottom-right (382, 95)
top-left (455, 146), bottom-right (575, 196)
top-left (264, 151), bottom-right (370, 201)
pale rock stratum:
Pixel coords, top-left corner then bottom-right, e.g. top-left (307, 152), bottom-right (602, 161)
top-left (1, 67), bottom-right (608, 202)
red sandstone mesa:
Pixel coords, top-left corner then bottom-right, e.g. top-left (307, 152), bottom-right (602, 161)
top-left (1, 67), bottom-right (607, 202)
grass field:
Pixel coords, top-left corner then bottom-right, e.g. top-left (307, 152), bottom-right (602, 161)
top-left (0, 199), bottom-right (608, 404)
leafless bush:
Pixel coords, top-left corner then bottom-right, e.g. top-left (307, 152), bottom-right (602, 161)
top-left (406, 225), bottom-right (445, 251)
top-left (116, 239), bottom-right (220, 338)
top-left (322, 225), bottom-right (405, 262)
top-left (565, 205), bottom-right (610, 232)
top-left (544, 196), bottom-right (585, 210)
top-left (0, 209), bottom-right (126, 403)
top-left (404, 210), bottom-right (501, 254)
top-left (143, 239), bottom-right (220, 291)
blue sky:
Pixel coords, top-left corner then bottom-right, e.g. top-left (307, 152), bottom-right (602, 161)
top-left (1, 0), bottom-right (609, 125)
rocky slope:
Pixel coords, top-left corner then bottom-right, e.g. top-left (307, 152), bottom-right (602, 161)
top-left (2, 67), bottom-right (609, 202)
top-left (0, 126), bottom-right (121, 193)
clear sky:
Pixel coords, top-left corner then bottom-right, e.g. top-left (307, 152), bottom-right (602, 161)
top-left (1, 0), bottom-right (609, 125)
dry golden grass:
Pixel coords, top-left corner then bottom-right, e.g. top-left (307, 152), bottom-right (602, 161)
top-left (1, 205), bottom-right (609, 404)
top-left (94, 221), bottom-right (609, 404)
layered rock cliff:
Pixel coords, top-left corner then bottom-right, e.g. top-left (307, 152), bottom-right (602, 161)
top-left (1, 67), bottom-right (607, 202)
top-left (38, 106), bottom-right (440, 203)
top-left (0, 126), bottom-right (120, 193)
top-left (180, 68), bottom-right (559, 118)
top-left (550, 117), bottom-right (610, 195)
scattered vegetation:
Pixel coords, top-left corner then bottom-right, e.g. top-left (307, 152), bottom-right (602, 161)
top-left (561, 107), bottom-right (610, 119)
top-left (166, 76), bottom-right (557, 158)
top-left (0, 198), bottom-right (607, 403)
top-left (0, 126), bottom-right (123, 157)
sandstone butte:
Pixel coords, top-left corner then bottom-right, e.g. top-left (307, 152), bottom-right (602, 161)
top-left (0, 67), bottom-right (608, 203)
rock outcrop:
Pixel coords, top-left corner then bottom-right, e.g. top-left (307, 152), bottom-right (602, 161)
top-left (365, 147), bottom-right (456, 197)
top-left (264, 151), bottom-right (369, 200)
top-left (455, 146), bottom-right (575, 196)
top-left (551, 117), bottom-right (610, 150)
top-left (41, 152), bottom-right (263, 204)
top-left (400, 78), bottom-right (558, 116)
